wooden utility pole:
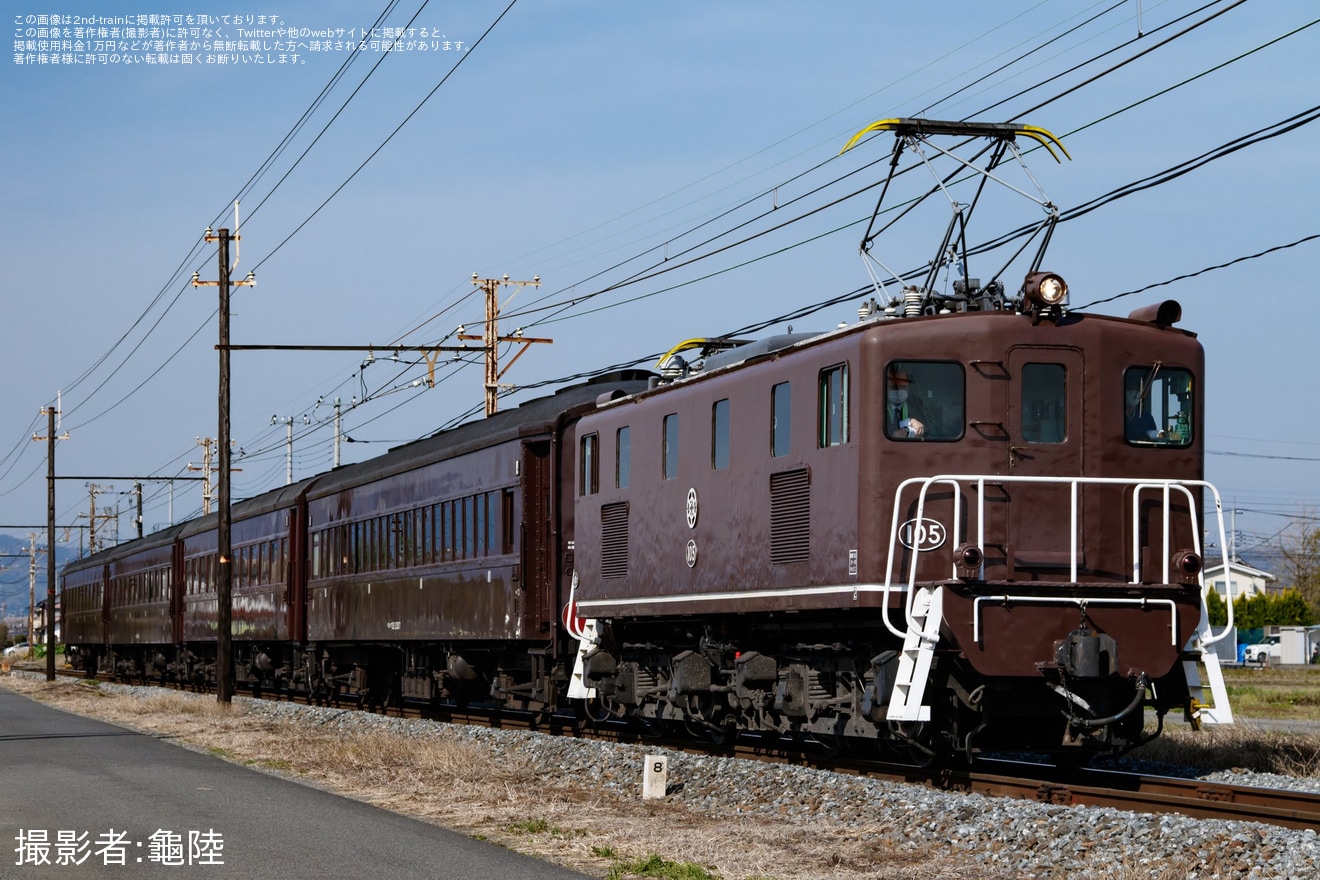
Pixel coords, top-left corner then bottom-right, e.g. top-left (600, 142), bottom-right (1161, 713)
top-left (54, 476), bottom-right (205, 540)
top-left (32, 405), bottom-right (64, 682)
top-left (0, 547), bottom-right (39, 651)
top-left (460, 273), bottom-right (550, 416)
top-left (85, 483), bottom-right (112, 553)
top-left (334, 398), bottom-right (342, 468)
top-left (189, 438), bottom-right (216, 514)
top-left (27, 536), bottom-right (38, 650)
top-left (273, 415), bottom-right (309, 485)
top-left (193, 225), bottom-right (254, 704)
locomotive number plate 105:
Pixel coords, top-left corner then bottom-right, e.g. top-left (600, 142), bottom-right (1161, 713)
top-left (899, 518), bottom-right (947, 551)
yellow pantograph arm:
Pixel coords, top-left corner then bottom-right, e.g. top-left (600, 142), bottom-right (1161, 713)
top-left (654, 338), bottom-right (717, 369)
top-left (838, 118), bottom-right (904, 155)
top-left (1015, 124), bottom-right (1072, 162)
top-left (654, 337), bottom-right (754, 369)
top-left (840, 118), bottom-right (1071, 162)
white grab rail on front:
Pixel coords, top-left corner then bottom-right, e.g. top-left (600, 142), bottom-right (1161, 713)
top-left (879, 474), bottom-right (1232, 646)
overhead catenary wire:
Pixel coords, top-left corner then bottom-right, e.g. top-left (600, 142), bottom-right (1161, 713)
top-left (9, 3), bottom-right (1317, 534)
top-left (498, 5), bottom-right (1295, 335)
top-left (506, 0), bottom-right (1249, 325)
top-left (56, 0), bottom-right (412, 420)
top-left (9, 0), bottom-right (1240, 449)
top-left (250, 0), bottom-right (521, 273)
top-left (0, 2), bottom-right (519, 508)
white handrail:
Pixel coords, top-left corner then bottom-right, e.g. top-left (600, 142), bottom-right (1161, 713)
top-left (882, 477), bottom-right (963, 639)
top-left (883, 474), bottom-right (1232, 645)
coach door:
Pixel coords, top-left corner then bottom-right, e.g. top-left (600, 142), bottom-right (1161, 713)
top-left (521, 440), bottom-right (554, 632)
top-left (1005, 347), bottom-right (1084, 574)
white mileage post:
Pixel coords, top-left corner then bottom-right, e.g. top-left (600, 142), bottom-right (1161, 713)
top-left (642, 755), bottom-right (668, 799)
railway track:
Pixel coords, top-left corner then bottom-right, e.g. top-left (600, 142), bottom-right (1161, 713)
top-left (17, 662), bottom-right (1320, 831)
top-left (926, 760), bottom-right (1320, 832)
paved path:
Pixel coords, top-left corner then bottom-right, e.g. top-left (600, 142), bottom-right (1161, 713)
top-left (0, 687), bottom-right (591, 879)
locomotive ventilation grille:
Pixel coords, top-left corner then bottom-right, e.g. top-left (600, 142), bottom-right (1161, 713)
top-left (770, 468), bottom-right (811, 565)
top-left (601, 501), bottom-right (629, 579)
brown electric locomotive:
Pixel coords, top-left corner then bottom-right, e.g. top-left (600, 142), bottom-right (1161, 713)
top-left (569, 295), bottom-right (1230, 759)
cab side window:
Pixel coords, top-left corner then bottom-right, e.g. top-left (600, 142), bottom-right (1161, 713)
top-left (771, 382), bottom-right (791, 457)
top-left (662, 414), bottom-right (679, 479)
top-left (818, 364), bottom-right (849, 447)
top-left (885, 360), bottom-right (965, 441)
top-left (1124, 367), bottom-right (1194, 446)
top-left (579, 433), bottom-right (599, 495)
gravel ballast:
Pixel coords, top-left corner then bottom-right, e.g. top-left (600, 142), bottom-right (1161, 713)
top-left (50, 677), bottom-right (1319, 880)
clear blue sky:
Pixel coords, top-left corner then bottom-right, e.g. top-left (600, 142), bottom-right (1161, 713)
top-left (2, 0), bottom-right (1317, 579)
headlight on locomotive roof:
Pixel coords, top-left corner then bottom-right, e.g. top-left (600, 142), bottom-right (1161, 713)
top-left (1024, 271), bottom-right (1068, 307)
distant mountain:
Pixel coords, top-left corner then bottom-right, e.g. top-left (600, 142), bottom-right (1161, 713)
top-left (0, 533), bottom-right (80, 617)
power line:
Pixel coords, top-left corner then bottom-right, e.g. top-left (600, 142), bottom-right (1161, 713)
top-left (251, 0), bottom-right (521, 272)
top-left (1075, 233), bottom-right (1320, 310)
top-left (12, 3), bottom-right (1313, 517)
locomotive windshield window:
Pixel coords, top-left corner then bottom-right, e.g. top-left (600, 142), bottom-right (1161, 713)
top-left (1022, 363), bottom-right (1066, 443)
top-left (616, 426), bottom-right (631, 488)
top-left (580, 433), bottom-right (599, 496)
top-left (772, 382), bottom-right (791, 458)
top-left (818, 364), bottom-right (849, 447)
top-left (712, 399), bottom-right (730, 470)
top-left (663, 414), bottom-right (679, 479)
top-left (886, 361), bottom-right (965, 441)
top-left (1124, 366), bottom-right (1194, 447)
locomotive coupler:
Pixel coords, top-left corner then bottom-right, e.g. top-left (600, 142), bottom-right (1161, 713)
top-left (1054, 627), bottom-right (1118, 679)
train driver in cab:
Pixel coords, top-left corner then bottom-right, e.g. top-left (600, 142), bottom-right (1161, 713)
top-left (887, 365), bottom-right (926, 439)
top-left (1124, 372), bottom-right (1160, 442)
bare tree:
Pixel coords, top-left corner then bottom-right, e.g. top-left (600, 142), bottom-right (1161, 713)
top-left (1275, 511), bottom-right (1320, 615)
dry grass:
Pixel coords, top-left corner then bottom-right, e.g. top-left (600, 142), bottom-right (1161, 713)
top-left (0, 672), bottom-right (1280, 879)
top-left (1127, 721), bottom-right (1320, 776)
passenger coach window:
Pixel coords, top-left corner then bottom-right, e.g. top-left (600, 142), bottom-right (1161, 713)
top-left (885, 361), bottom-right (965, 441)
top-left (1124, 366), bottom-right (1194, 447)
top-left (818, 364), bottom-right (849, 447)
top-left (1022, 363), bottom-right (1066, 443)
top-left (501, 490), bottom-right (515, 555)
top-left (616, 426), bottom-right (631, 489)
top-left (712, 399), bottom-right (730, 470)
top-left (663, 414), bottom-right (679, 479)
top-left (772, 382), bottom-right (791, 457)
